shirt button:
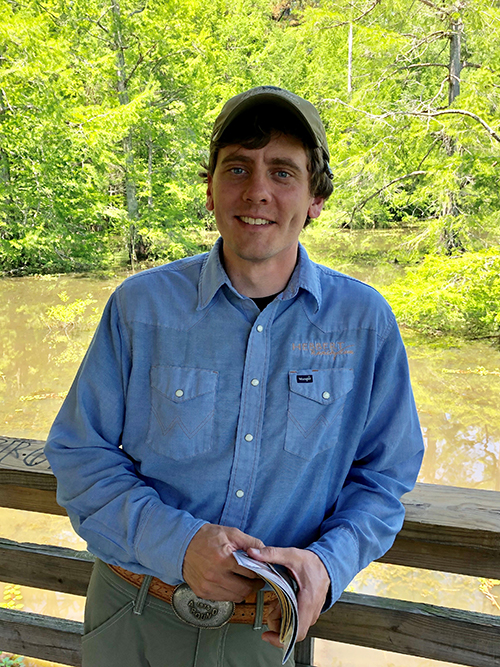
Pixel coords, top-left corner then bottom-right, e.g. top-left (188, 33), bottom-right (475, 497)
top-left (256, 325), bottom-right (264, 332)
top-left (236, 490), bottom-right (245, 498)
top-left (175, 389), bottom-right (184, 398)
top-left (251, 379), bottom-right (259, 386)
top-left (244, 433), bottom-right (254, 442)
top-left (322, 391), bottom-right (330, 400)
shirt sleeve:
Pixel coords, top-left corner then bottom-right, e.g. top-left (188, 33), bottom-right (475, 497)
top-left (44, 291), bottom-right (207, 584)
top-left (307, 317), bottom-right (424, 609)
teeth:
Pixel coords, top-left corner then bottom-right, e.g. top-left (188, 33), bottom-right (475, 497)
top-left (240, 216), bottom-right (273, 225)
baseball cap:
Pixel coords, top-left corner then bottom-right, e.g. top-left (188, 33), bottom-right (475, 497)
top-left (210, 86), bottom-right (330, 164)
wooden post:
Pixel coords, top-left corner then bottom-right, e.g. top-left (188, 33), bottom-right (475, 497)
top-left (294, 637), bottom-right (315, 666)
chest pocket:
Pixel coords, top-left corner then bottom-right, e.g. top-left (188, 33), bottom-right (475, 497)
top-left (285, 368), bottom-right (354, 460)
top-left (146, 366), bottom-right (218, 460)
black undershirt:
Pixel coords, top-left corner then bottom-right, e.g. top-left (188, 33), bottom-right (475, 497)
top-left (251, 293), bottom-right (280, 311)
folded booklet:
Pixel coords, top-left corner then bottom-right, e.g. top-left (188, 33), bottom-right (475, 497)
top-left (233, 550), bottom-right (299, 664)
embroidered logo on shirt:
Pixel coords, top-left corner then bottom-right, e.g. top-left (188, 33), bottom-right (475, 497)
top-left (291, 341), bottom-right (354, 358)
top-left (297, 374), bottom-right (313, 383)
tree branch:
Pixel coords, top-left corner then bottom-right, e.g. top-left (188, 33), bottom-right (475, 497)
top-left (328, 99), bottom-right (500, 143)
top-left (125, 42), bottom-right (159, 86)
top-left (415, 0), bottom-right (449, 18)
top-left (395, 62), bottom-right (449, 71)
top-left (399, 30), bottom-right (449, 59)
top-left (129, 5), bottom-right (146, 18)
top-left (321, 0), bottom-right (381, 30)
top-left (349, 171), bottom-right (426, 226)
top-left (413, 109), bottom-right (500, 143)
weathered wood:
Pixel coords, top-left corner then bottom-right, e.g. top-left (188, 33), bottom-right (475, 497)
top-left (0, 608), bottom-right (82, 666)
top-left (380, 483), bottom-right (500, 578)
top-left (0, 484), bottom-right (64, 515)
top-left (311, 592), bottom-right (500, 667)
top-left (294, 637), bottom-right (315, 667)
top-left (2, 590), bottom-right (500, 667)
top-left (0, 437), bottom-right (51, 473)
top-left (2, 437), bottom-right (500, 579)
top-left (0, 437), bottom-right (62, 512)
top-left (403, 483), bottom-right (500, 541)
top-left (0, 538), bottom-right (94, 596)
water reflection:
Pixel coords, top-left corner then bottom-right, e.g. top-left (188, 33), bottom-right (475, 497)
top-left (1, 256), bottom-right (500, 667)
top-left (405, 335), bottom-right (500, 491)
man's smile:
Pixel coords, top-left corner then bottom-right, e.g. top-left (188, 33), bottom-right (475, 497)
top-left (238, 216), bottom-right (275, 226)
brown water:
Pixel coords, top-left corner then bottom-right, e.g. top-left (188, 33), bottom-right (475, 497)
top-left (1, 237), bottom-right (499, 667)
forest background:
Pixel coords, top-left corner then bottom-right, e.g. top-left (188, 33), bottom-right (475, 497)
top-left (1, 0), bottom-right (499, 342)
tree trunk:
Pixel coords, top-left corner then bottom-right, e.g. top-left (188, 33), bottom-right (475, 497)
top-left (110, 0), bottom-right (139, 268)
top-left (448, 17), bottom-right (463, 106)
top-left (347, 23), bottom-right (353, 94)
top-left (441, 12), bottom-right (465, 253)
top-left (147, 133), bottom-right (153, 209)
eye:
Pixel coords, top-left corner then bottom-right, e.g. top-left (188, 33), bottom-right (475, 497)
top-left (230, 167), bottom-right (245, 175)
top-left (276, 170), bottom-right (291, 179)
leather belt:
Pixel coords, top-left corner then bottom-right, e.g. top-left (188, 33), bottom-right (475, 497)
top-left (107, 563), bottom-right (276, 627)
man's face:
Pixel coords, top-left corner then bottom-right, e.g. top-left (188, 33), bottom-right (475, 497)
top-left (206, 134), bottom-right (324, 271)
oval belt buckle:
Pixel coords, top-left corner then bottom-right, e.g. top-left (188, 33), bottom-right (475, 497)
top-left (171, 583), bottom-right (235, 629)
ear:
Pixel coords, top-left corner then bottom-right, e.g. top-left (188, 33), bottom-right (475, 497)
top-left (307, 196), bottom-right (325, 220)
top-left (206, 174), bottom-right (214, 212)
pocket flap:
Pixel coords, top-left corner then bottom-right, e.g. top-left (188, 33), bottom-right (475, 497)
top-left (288, 368), bottom-right (354, 404)
top-left (151, 366), bottom-right (218, 403)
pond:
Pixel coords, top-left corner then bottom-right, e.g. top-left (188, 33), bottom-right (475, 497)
top-left (1, 231), bottom-right (499, 667)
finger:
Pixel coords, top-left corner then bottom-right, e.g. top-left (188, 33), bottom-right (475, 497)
top-left (227, 528), bottom-right (265, 552)
top-left (247, 545), bottom-right (296, 569)
top-left (266, 615), bottom-right (281, 635)
top-left (261, 630), bottom-right (283, 648)
top-left (232, 563), bottom-right (262, 580)
top-left (215, 572), bottom-right (264, 601)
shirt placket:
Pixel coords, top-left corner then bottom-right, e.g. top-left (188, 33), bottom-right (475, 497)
top-left (219, 302), bottom-right (277, 529)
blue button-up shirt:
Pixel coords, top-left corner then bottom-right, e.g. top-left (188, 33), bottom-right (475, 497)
top-left (45, 239), bottom-right (424, 608)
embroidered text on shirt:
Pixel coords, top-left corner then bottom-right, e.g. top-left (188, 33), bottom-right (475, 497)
top-left (291, 341), bottom-right (354, 358)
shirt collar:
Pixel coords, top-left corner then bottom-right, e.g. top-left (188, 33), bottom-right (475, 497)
top-left (197, 237), bottom-right (322, 311)
top-left (281, 242), bottom-right (322, 311)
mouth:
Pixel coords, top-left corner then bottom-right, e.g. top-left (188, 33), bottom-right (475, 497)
top-left (238, 216), bottom-right (275, 226)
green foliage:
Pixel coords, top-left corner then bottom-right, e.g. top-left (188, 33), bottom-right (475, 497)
top-left (383, 250), bottom-right (500, 340)
top-left (0, 0), bottom-right (499, 274)
top-left (0, 585), bottom-right (25, 664)
top-left (1, 584), bottom-right (23, 611)
top-left (0, 656), bottom-right (25, 667)
top-left (42, 291), bottom-right (99, 331)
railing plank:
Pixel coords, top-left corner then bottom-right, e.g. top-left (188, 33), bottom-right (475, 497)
top-left (0, 608), bottom-right (82, 666)
top-left (377, 483), bottom-right (500, 578)
top-left (0, 538), bottom-right (93, 596)
top-left (2, 591), bottom-right (500, 667)
top-left (311, 592), bottom-right (500, 667)
top-left (0, 483), bottom-right (64, 515)
top-left (3, 437), bottom-right (500, 579)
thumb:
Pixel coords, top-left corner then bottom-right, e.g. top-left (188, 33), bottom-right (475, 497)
top-left (232, 529), bottom-right (265, 551)
top-left (247, 545), bottom-right (288, 564)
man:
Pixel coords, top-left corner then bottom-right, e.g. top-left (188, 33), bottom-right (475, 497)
top-left (45, 86), bottom-right (424, 667)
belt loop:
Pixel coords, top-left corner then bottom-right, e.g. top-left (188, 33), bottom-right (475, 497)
top-left (253, 590), bottom-right (265, 630)
top-left (133, 574), bottom-right (153, 615)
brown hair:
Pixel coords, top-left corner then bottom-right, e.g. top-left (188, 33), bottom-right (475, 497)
top-left (201, 105), bottom-right (333, 225)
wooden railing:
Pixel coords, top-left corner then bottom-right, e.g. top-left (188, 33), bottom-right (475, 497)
top-left (1, 436), bottom-right (500, 667)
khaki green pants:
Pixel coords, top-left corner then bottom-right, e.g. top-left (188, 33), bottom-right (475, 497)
top-left (83, 559), bottom-right (295, 667)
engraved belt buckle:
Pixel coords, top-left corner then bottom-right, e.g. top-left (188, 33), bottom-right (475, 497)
top-left (171, 583), bottom-right (235, 629)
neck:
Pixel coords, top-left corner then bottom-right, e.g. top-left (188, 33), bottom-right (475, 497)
top-left (221, 243), bottom-right (299, 298)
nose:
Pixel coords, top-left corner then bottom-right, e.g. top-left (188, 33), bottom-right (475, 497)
top-left (243, 170), bottom-right (271, 204)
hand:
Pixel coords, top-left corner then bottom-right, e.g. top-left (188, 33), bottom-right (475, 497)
top-left (183, 523), bottom-right (265, 602)
top-left (247, 546), bottom-right (330, 647)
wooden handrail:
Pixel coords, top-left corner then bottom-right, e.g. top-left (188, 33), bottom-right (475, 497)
top-left (1, 436), bottom-right (500, 578)
top-left (2, 435), bottom-right (500, 667)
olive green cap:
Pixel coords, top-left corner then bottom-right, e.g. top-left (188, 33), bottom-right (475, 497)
top-left (210, 86), bottom-right (330, 163)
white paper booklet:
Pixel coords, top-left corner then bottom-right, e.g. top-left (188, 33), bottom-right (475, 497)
top-left (233, 550), bottom-right (299, 664)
